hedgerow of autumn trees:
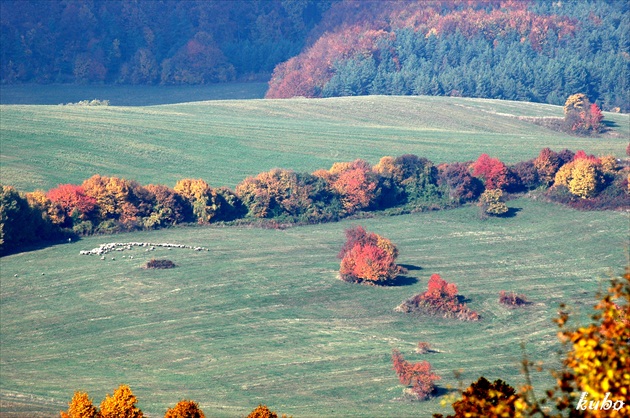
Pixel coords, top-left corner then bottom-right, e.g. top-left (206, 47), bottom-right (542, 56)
top-left (60, 384), bottom-right (290, 418)
top-left (1, 143), bottom-right (627, 253)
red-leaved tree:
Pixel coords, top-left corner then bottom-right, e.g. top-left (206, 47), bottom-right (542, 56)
top-left (46, 184), bottom-right (97, 226)
top-left (471, 154), bottom-right (509, 190)
top-left (338, 226), bottom-right (403, 285)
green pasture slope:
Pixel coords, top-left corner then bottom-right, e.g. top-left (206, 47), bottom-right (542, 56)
top-left (0, 95), bottom-right (628, 416)
top-left (1, 95), bottom-right (628, 192)
top-left (1, 199), bottom-right (627, 417)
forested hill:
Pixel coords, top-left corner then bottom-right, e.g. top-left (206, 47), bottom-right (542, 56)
top-left (0, 0), bottom-right (333, 84)
top-left (268, 0), bottom-right (629, 111)
top-left (1, 1), bottom-right (628, 111)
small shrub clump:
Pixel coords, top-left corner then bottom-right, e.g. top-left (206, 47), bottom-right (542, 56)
top-left (338, 225), bottom-right (405, 285)
top-left (396, 274), bottom-right (479, 321)
top-left (392, 349), bottom-right (440, 400)
top-left (145, 258), bottom-right (176, 269)
top-left (499, 290), bottom-right (530, 308)
top-left (415, 341), bottom-right (432, 354)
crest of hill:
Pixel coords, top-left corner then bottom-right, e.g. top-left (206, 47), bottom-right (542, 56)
top-left (1, 95), bottom-right (628, 193)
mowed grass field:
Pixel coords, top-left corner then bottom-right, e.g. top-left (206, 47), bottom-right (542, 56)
top-left (1, 95), bottom-right (628, 192)
top-left (1, 94), bottom-right (629, 417)
top-left (1, 198), bottom-right (627, 417)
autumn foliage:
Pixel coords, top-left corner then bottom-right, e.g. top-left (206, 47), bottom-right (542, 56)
top-left (392, 349), bottom-right (440, 400)
top-left (397, 274), bottom-right (479, 321)
top-left (99, 384), bottom-right (143, 418)
top-left (266, 1), bottom-right (578, 100)
top-left (164, 400), bottom-right (205, 418)
top-left (433, 377), bottom-right (522, 418)
top-left (563, 94), bottom-right (604, 135)
top-left (46, 184), bottom-right (97, 226)
top-left (2, 146), bottom-right (626, 254)
top-left (471, 154), bottom-right (509, 191)
top-left (338, 226), bottom-right (403, 285)
top-left (60, 391), bottom-right (100, 418)
top-left (545, 265), bottom-right (630, 417)
top-left (478, 189), bottom-right (508, 217)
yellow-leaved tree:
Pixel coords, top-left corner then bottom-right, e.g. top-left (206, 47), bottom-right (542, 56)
top-left (567, 159), bottom-right (603, 199)
top-left (60, 391), bottom-right (100, 418)
top-left (547, 265), bottom-right (630, 417)
top-left (173, 178), bottom-right (217, 223)
top-left (99, 384), bottom-right (143, 418)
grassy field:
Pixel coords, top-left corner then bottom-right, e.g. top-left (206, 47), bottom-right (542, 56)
top-left (1, 95), bottom-right (628, 192)
top-left (1, 94), bottom-right (628, 417)
top-left (0, 82), bottom-right (269, 106)
top-left (1, 198), bottom-right (627, 417)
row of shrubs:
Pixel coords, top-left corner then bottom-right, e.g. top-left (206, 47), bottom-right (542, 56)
top-left (60, 384), bottom-right (288, 418)
top-left (1, 147), bottom-right (628, 253)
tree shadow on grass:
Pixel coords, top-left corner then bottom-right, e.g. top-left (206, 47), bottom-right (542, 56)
top-left (398, 263), bottom-right (422, 271)
top-left (602, 119), bottom-right (619, 129)
top-left (434, 386), bottom-right (459, 398)
top-left (389, 275), bottom-right (419, 287)
top-left (498, 207), bottom-right (521, 218)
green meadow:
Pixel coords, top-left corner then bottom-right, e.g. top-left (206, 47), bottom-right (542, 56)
top-left (1, 199), bottom-right (627, 417)
top-left (1, 95), bottom-right (628, 192)
top-left (0, 94), bottom-right (628, 417)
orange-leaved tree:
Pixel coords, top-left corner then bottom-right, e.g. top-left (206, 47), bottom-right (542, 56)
top-left (315, 160), bottom-right (378, 215)
top-left (46, 184), bottom-right (98, 227)
top-left (533, 148), bottom-right (562, 186)
top-left (164, 400), bottom-right (205, 418)
top-left (60, 391), bottom-right (100, 418)
top-left (397, 274), bottom-right (479, 321)
top-left (99, 384), bottom-right (143, 418)
top-left (246, 404), bottom-right (291, 418)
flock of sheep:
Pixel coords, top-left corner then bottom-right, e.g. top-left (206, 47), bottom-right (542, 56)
top-left (79, 241), bottom-right (208, 260)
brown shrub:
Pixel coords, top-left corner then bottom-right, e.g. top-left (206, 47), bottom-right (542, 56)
top-left (499, 290), bottom-right (530, 308)
top-left (145, 259), bottom-right (176, 269)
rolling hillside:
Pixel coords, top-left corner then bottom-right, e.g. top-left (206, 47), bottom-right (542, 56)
top-left (1, 95), bottom-right (628, 192)
top-left (0, 95), bottom-right (628, 417)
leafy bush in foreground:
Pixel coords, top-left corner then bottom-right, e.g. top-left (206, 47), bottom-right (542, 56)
top-left (433, 377), bottom-right (522, 418)
top-left (164, 400), bottom-right (205, 418)
top-left (99, 385), bottom-right (143, 418)
top-left (60, 391), bottom-right (99, 418)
